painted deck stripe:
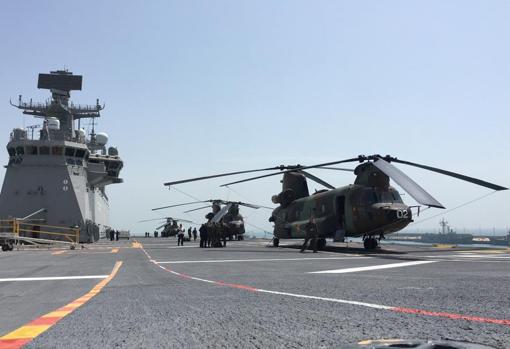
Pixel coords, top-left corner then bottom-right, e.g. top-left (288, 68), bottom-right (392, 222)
top-left (392, 307), bottom-right (510, 326)
top-left (0, 275), bottom-right (109, 282)
top-left (0, 261), bottom-right (122, 349)
top-left (27, 318), bottom-right (60, 326)
top-left (308, 260), bottom-right (436, 274)
top-left (156, 256), bottom-right (366, 264)
top-left (138, 244), bottom-right (510, 327)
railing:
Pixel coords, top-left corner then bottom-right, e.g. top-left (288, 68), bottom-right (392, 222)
top-left (0, 219), bottom-right (79, 246)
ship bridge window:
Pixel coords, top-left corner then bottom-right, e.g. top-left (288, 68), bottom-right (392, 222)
top-left (26, 146), bottom-right (38, 155)
top-left (39, 146), bottom-right (50, 155)
top-left (65, 147), bottom-right (75, 157)
top-left (15, 146), bottom-right (24, 155)
top-left (7, 147), bottom-right (15, 157)
top-left (51, 146), bottom-right (63, 156)
top-left (75, 149), bottom-right (86, 158)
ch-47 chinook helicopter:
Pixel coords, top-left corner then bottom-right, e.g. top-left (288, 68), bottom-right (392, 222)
top-left (152, 199), bottom-right (269, 241)
top-left (138, 217), bottom-right (194, 237)
top-left (163, 155), bottom-right (507, 250)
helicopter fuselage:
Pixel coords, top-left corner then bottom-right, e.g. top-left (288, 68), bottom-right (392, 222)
top-left (270, 184), bottom-right (412, 240)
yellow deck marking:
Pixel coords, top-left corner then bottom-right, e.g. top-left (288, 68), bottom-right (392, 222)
top-left (459, 249), bottom-right (507, 254)
top-left (51, 250), bottom-right (66, 255)
top-left (42, 311), bottom-right (71, 318)
top-left (0, 261), bottom-right (123, 344)
top-left (1, 325), bottom-right (51, 340)
top-left (131, 241), bottom-right (142, 248)
top-left (111, 248), bottom-right (119, 253)
top-left (64, 303), bottom-right (82, 308)
top-left (432, 244), bottom-right (456, 248)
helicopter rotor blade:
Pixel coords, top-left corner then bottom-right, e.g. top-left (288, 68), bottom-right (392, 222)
top-left (170, 217), bottom-right (194, 223)
top-left (220, 171), bottom-right (288, 186)
top-left (138, 217), bottom-right (168, 223)
top-left (298, 170), bottom-right (335, 189)
top-left (152, 201), bottom-right (206, 211)
top-left (156, 223), bottom-right (167, 230)
top-left (387, 157), bottom-right (508, 191)
top-left (163, 166), bottom-right (288, 186)
top-left (211, 203), bottom-right (232, 223)
top-left (372, 157), bottom-right (445, 209)
top-left (220, 157), bottom-right (361, 186)
top-left (314, 167), bottom-right (354, 172)
top-left (183, 205), bottom-right (212, 213)
top-left (235, 202), bottom-right (262, 209)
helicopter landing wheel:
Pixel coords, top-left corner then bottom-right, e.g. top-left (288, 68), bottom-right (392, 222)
top-left (363, 237), bottom-right (378, 250)
top-left (273, 238), bottom-right (279, 247)
top-left (316, 238), bottom-right (326, 250)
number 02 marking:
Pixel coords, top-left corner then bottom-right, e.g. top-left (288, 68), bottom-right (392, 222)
top-left (396, 210), bottom-right (409, 219)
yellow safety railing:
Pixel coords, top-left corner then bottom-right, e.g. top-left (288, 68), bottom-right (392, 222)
top-left (0, 219), bottom-right (80, 244)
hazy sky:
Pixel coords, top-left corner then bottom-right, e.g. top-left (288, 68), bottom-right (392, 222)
top-left (0, 1), bottom-right (508, 235)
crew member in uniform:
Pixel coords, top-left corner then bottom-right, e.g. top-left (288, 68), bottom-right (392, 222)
top-left (300, 214), bottom-right (318, 253)
top-left (199, 224), bottom-right (207, 248)
top-left (177, 224), bottom-right (185, 246)
top-left (221, 225), bottom-right (227, 247)
top-left (209, 223), bottom-right (217, 247)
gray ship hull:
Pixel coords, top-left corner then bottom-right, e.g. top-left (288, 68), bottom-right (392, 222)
top-left (0, 148), bottom-right (110, 242)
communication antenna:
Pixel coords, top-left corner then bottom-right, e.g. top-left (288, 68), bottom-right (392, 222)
top-left (439, 218), bottom-right (449, 234)
top-left (26, 124), bottom-right (41, 140)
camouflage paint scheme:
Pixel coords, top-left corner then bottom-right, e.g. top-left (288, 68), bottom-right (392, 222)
top-left (269, 163), bottom-right (412, 240)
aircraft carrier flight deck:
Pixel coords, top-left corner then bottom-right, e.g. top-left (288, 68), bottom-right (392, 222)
top-left (0, 238), bottom-right (508, 349)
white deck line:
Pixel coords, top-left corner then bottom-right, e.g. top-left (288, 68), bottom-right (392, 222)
top-left (0, 275), bottom-right (109, 282)
top-left (309, 260), bottom-right (436, 274)
top-left (156, 256), bottom-right (367, 264)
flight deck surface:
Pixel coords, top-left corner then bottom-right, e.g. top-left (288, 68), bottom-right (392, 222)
top-left (0, 238), bottom-right (508, 348)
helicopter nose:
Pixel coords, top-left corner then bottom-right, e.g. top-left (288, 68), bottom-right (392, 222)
top-left (384, 205), bottom-right (412, 222)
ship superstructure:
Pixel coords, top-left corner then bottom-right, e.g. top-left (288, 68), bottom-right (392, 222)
top-left (0, 70), bottom-right (123, 242)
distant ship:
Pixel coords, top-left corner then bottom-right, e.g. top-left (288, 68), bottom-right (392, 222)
top-left (0, 70), bottom-right (123, 242)
top-left (420, 219), bottom-right (473, 245)
top-left (489, 232), bottom-right (510, 246)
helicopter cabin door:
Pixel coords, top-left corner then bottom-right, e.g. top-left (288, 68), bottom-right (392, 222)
top-left (334, 196), bottom-right (346, 242)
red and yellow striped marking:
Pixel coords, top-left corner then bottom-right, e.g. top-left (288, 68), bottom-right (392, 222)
top-left (0, 261), bottom-right (122, 349)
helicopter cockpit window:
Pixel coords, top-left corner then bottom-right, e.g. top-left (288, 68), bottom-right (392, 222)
top-left (360, 188), bottom-right (377, 205)
top-left (376, 190), bottom-right (404, 203)
top-left (16, 146), bottom-right (24, 155)
top-left (7, 147), bottom-right (15, 157)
